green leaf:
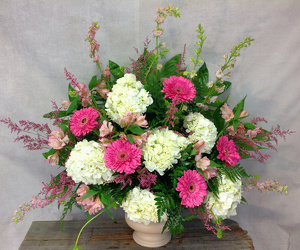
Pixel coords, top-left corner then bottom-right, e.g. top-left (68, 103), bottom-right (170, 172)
top-left (222, 81), bottom-right (232, 93)
top-left (42, 148), bottom-right (57, 159)
top-left (55, 122), bottom-right (69, 133)
top-left (101, 193), bottom-right (111, 206)
top-left (109, 60), bottom-right (124, 79)
top-left (209, 160), bottom-right (222, 168)
top-left (192, 62), bottom-right (209, 96)
top-left (233, 96), bottom-right (247, 119)
top-left (212, 96), bottom-right (229, 133)
top-left (241, 196), bottom-right (248, 204)
top-left (43, 110), bottom-right (68, 119)
top-left (85, 211), bottom-right (91, 221)
top-left (88, 75), bottom-right (98, 90)
top-left (244, 123), bottom-right (256, 129)
top-left (127, 125), bottom-right (146, 134)
top-left (68, 84), bottom-right (77, 102)
top-left (159, 54), bottom-right (182, 78)
top-left (66, 95), bottom-right (80, 115)
top-left (183, 213), bottom-right (198, 221)
top-left (126, 134), bottom-right (134, 144)
top-left (82, 190), bottom-right (98, 201)
top-left (233, 120), bottom-right (240, 132)
top-left (219, 164), bottom-right (249, 183)
top-left (104, 206), bottom-right (114, 219)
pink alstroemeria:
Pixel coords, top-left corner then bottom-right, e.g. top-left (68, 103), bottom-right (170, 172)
top-left (119, 112), bottom-right (148, 128)
top-left (119, 112), bottom-right (136, 128)
top-left (220, 103), bottom-right (234, 122)
top-left (98, 137), bottom-right (112, 150)
top-left (246, 127), bottom-right (261, 138)
top-left (61, 100), bottom-right (72, 108)
top-left (95, 80), bottom-right (111, 99)
top-left (195, 154), bottom-right (210, 169)
top-left (193, 139), bottom-right (206, 154)
top-left (239, 109), bottom-right (248, 119)
top-left (76, 184), bottom-right (104, 215)
top-left (99, 120), bottom-right (114, 137)
top-left (76, 184), bottom-right (89, 198)
top-left (102, 67), bottom-right (111, 77)
top-left (46, 151), bottom-right (59, 166)
top-left (195, 154), bottom-right (217, 180)
top-left (48, 127), bottom-right (69, 149)
top-left (131, 130), bottom-right (151, 147)
top-left (74, 83), bottom-right (93, 107)
top-left (133, 113), bottom-right (148, 128)
top-left (227, 123), bottom-right (245, 136)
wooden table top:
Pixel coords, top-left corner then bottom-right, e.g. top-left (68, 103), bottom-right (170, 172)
top-left (19, 218), bottom-right (254, 249)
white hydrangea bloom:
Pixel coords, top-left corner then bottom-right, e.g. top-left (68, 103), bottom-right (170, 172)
top-left (65, 140), bottom-right (114, 185)
top-left (105, 73), bottom-right (153, 125)
top-left (121, 186), bottom-right (167, 224)
top-left (205, 174), bottom-right (242, 219)
top-left (142, 127), bottom-right (189, 175)
top-left (183, 112), bottom-right (217, 154)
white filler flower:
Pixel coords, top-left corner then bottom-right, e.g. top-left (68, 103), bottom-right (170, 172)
top-left (142, 127), bottom-right (189, 175)
top-left (205, 174), bottom-right (242, 219)
top-left (121, 186), bottom-right (167, 224)
top-left (65, 140), bottom-right (114, 184)
top-left (183, 112), bottom-right (217, 154)
top-left (105, 73), bottom-right (153, 125)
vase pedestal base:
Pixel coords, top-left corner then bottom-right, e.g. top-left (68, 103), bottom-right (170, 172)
top-left (132, 229), bottom-right (171, 248)
top-left (125, 214), bottom-right (171, 248)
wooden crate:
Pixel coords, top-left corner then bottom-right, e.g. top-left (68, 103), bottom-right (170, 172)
top-left (19, 218), bottom-right (254, 249)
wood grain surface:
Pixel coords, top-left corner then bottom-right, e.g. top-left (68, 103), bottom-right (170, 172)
top-left (19, 218), bottom-right (254, 249)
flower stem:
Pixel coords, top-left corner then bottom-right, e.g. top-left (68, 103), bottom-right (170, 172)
top-left (73, 209), bottom-right (107, 249)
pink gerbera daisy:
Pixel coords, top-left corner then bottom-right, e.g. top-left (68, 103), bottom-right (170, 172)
top-left (104, 138), bottom-right (142, 174)
top-left (176, 170), bottom-right (207, 208)
top-left (161, 75), bottom-right (196, 102)
top-left (216, 136), bottom-right (241, 167)
top-left (69, 107), bottom-right (99, 136)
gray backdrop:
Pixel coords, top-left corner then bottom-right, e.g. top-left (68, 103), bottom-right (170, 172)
top-left (0, 0), bottom-right (299, 249)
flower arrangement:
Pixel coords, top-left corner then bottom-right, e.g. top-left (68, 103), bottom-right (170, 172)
top-left (1, 3), bottom-right (294, 248)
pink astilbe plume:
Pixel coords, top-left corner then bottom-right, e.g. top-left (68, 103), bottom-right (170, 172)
top-left (106, 173), bottom-right (133, 190)
top-left (64, 68), bottom-right (92, 107)
top-left (137, 167), bottom-right (158, 189)
top-left (228, 117), bottom-right (294, 163)
top-left (44, 101), bottom-right (66, 126)
top-left (165, 98), bottom-right (179, 127)
top-left (0, 118), bottom-right (51, 150)
top-left (64, 68), bottom-right (79, 87)
top-left (175, 44), bottom-right (186, 73)
top-left (190, 207), bottom-right (231, 238)
top-left (12, 171), bottom-right (76, 223)
top-left (127, 38), bottom-right (156, 81)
